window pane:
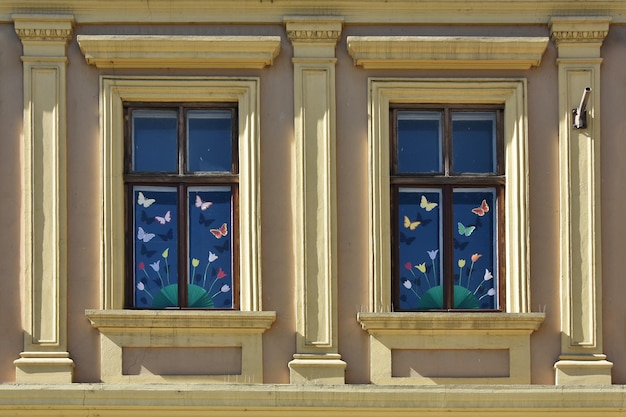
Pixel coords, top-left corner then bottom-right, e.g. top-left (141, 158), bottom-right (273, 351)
top-left (132, 110), bottom-right (178, 173)
top-left (452, 189), bottom-right (497, 310)
top-left (187, 110), bottom-right (233, 173)
top-left (451, 112), bottom-right (496, 174)
top-left (133, 186), bottom-right (179, 308)
top-left (396, 112), bottom-right (442, 174)
top-left (397, 188), bottom-right (442, 310)
top-left (187, 186), bottom-right (234, 309)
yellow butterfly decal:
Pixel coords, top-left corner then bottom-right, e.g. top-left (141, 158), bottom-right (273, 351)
top-left (420, 195), bottom-right (438, 212)
top-left (403, 215), bottom-right (421, 231)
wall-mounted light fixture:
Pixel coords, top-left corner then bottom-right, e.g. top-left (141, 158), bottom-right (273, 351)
top-left (572, 87), bottom-right (591, 129)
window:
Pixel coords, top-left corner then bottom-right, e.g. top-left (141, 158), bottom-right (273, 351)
top-left (125, 104), bottom-right (238, 309)
top-left (391, 106), bottom-right (504, 311)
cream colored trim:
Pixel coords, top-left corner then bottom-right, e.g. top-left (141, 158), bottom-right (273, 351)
top-left (358, 312), bottom-right (544, 385)
top-left (347, 36), bottom-right (549, 70)
top-left (286, 17), bottom-right (346, 385)
top-left (3, 1), bottom-right (626, 24)
top-left (100, 76), bottom-right (263, 311)
top-left (86, 310), bottom-right (275, 384)
top-left (551, 17), bottom-right (612, 385)
top-left (13, 14), bottom-right (75, 384)
top-left (77, 35), bottom-right (281, 69)
top-left (2, 383), bottom-right (626, 415)
top-left (369, 78), bottom-right (530, 313)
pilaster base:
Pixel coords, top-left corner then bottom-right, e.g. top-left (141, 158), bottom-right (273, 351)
top-left (14, 352), bottom-right (74, 384)
top-left (288, 353), bottom-right (346, 385)
top-left (554, 356), bottom-right (612, 385)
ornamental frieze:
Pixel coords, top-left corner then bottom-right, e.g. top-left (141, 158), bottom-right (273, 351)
top-left (551, 30), bottom-right (609, 44)
top-left (15, 28), bottom-right (73, 42)
top-left (286, 30), bottom-right (342, 41)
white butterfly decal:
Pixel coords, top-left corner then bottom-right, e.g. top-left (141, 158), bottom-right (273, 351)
top-left (137, 192), bottom-right (156, 208)
top-left (195, 195), bottom-right (213, 211)
top-left (154, 210), bottom-right (171, 225)
top-left (137, 226), bottom-right (155, 242)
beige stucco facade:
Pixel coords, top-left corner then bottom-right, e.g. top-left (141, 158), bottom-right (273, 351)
top-left (1, 0), bottom-right (626, 414)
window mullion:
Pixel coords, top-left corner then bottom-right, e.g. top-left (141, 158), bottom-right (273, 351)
top-left (442, 185), bottom-right (454, 310)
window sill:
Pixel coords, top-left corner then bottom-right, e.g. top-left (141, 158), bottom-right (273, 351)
top-left (357, 311), bottom-right (545, 385)
top-left (86, 309), bottom-right (276, 384)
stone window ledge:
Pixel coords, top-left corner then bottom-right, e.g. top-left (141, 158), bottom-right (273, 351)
top-left (357, 312), bottom-right (545, 385)
top-left (86, 309), bottom-right (276, 384)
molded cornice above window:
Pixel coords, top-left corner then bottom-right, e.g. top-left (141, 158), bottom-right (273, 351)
top-left (77, 35), bottom-right (281, 69)
top-left (346, 36), bottom-right (549, 70)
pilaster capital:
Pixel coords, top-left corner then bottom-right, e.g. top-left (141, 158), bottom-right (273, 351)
top-left (284, 17), bottom-right (343, 58)
top-left (550, 17), bottom-right (610, 59)
top-left (13, 14), bottom-right (74, 57)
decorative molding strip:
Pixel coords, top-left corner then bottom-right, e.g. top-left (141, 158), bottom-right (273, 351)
top-left (14, 28), bottom-right (73, 42)
top-left (286, 30), bottom-right (342, 42)
top-left (347, 36), bottom-right (549, 70)
top-left (551, 31), bottom-right (610, 44)
top-left (3, 2), bottom-right (626, 24)
top-left (77, 35), bottom-right (281, 69)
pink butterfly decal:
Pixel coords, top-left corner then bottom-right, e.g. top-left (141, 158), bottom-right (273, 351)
top-left (195, 195), bottom-right (213, 211)
top-left (471, 199), bottom-right (490, 216)
top-left (154, 210), bottom-right (171, 225)
top-left (210, 222), bottom-right (228, 239)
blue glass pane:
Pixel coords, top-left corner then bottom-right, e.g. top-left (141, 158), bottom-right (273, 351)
top-left (451, 112), bottom-right (496, 174)
top-left (397, 189), bottom-right (442, 310)
top-left (187, 110), bottom-right (233, 173)
top-left (133, 187), bottom-right (179, 308)
top-left (397, 112), bottom-right (442, 174)
top-left (187, 187), bottom-right (233, 309)
top-left (452, 189), bottom-right (497, 310)
top-left (132, 110), bottom-right (178, 173)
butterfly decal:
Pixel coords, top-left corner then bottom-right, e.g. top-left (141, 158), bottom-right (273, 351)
top-left (195, 195), bottom-right (213, 211)
top-left (140, 243), bottom-right (156, 257)
top-left (154, 210), bottom-right (172, 225)
top-left (403, 215), bottom-right (421, 231)
top-left (399, 231), bottom-right (416, 245)
top-left (210, 223), bottom-right (228, 239)
top-left (213, 239), bottom-right (230, 254)
top-left (137, 192), bottom-right (156, 208)
top-left (420, 195), bottom-right (438, 212)
top-left (457, 222), bottom-right (476, 237)
top-left (199, 213), bottom-right (215, 227)
top-left (140, 210), bottom-right (155, 225)
top-left (158, 228), bottom-right (173, 241)
top-left (137, 226), bottom-right (155, 242)
top-left (471, 199), bottom-right (490, 216)
top-left (453, 238), bottom-right (469, 250)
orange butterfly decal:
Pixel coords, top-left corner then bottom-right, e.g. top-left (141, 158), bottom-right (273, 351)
top-left (210, 222), bottom-right (228, 239)
top-left (471, 199), bottom-right (490, 216)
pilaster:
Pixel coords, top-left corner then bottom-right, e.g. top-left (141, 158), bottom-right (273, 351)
top-left (285, 17), bottom-right (346, 384)
top-left (13, 14), bottom-right (75, 383)
top-left (550, 16), bottom-right (612, 385)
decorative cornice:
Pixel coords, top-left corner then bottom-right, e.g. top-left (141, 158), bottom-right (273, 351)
top-left (347, 36), bottom-right (549, 70)
top-left (77, 35), bottom-right (281, 69)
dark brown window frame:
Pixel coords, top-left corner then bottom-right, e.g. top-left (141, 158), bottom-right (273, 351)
top-left (123, 102), bottom-right (240, 309)
top-left (390, 104), bottom-right (506, 311)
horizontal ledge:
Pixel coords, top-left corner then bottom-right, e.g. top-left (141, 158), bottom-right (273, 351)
top-left (77, 35), bottom-right (282, 69)
top-left (0, 383), bottom-right (625, 410)
top-left (85, 309), bottom-right (276, 330)
top-left (347, 36), bottom-right (549, 70)
top-left (357, 312), bottom-right (545, 332)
